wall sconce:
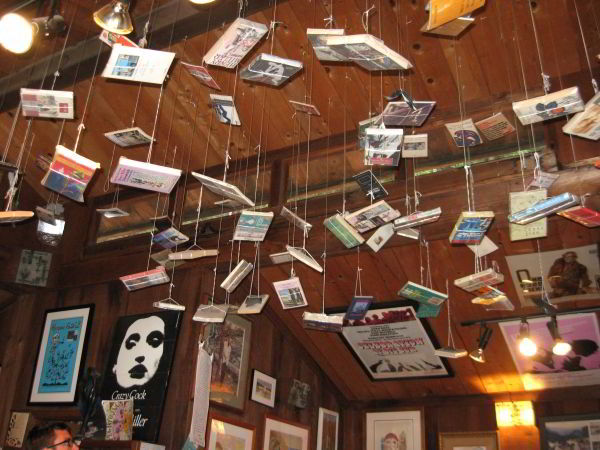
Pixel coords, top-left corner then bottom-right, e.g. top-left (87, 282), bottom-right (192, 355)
top-left (518, 319), bottom-right (537, 357)
top-left (469, 324), bottom-right (493, 363)
top-left (495, 401), bottom-right (535, 427)
top-left (547, 316), bottom-right (572, 356)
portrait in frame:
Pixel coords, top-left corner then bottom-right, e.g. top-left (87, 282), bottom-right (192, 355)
top-left (262, 414), bottom-right (310, 450)
top-left (365, 409), bottom-right (424, 450)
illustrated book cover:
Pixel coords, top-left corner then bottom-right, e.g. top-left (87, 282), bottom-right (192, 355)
top-left (102, 399), bottom-right (133, 441)
top-left (448, 211), bottom-right (494, 245)
top-left (110, 156), bottom-right (182, 194)
top-left (99, 30), bottom-right (138, 48)
top-left (306, 28), bottom-right (347, 61)
top-left (398, 281), bottom-right (448, 306)
top-left (104, 127), bottom-right (153, 147)
top-left (324, 213), bottom-right (365, 248)
top-left (365, 127), bottom-right (403, 166)
top-left (152, 227), bottom-right (189, 249)
top-left (562, 91), bottom-right (600, 140)
top-left (445, 118), bottom-right (483, 147)
top-left (344, 200), bottom-right (401, 233)
top-left (474, 112), bottom-right (515, 140)
top-left (119, 266), bottom-right (170, 291)
top-left (240, 53), bottom-right (303, 86)
top-left (203, 17), bottom-right (268, 68)
top-left (353, 170), bottom-right (388, 200)
top-left (210, 94), bottom-right (241, 125)
top-left (402, 133), bottom-right (428, 158)
top-left (180, 61), bottom-right (221, 90)
top-left (273, 277), bottom-right (308, 310)
top-left (381, 101), bottom-right (435, 127)
top-left (512, 86), bottom-right (585, 125)
top-left (233, 210), bottom-right (274, 241)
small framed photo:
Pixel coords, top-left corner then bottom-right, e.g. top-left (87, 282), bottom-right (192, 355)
top-left (287, 379), bottom-right (311, 409)
top-left (539, 413), bottom-right (600, 450)
top-left (317, 407), bottom-right (339, 450)
top-left (365, 409), bottom-right (424, 450)
top-left (206, 413), bottom-right (255, 450)
top-left (29, 305), bottom-right (94, 404)
top-left (250, 369), bottom-right (276, 408)
top-left (439, 431), bottom-right (498, 450)
top-left (262, 414), bottom-right (310, 450)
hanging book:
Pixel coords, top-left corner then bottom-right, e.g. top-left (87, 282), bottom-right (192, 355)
top-left (398, 281), bottom-right (448, 305)
top-left (512, 86), bottom-right (585, 125)
top-left (509, 190), bottom-right (548, 241)
top-left (344, 296), bottom-right (373, 321)
top-left (153, 227), bottom-right (189, 249)
top-left (273, 277), bottom-right (308, 310)
top-left (191, 172), bottom-right (255, 207)
top-left (214, 198), bottom-right (243, 209)
top-left (41, 145), bottom-right (100, 202)
top-left (448, 211), bottom-right (494, 245)
top-left (424, 0), bottom-right (485, 31)
top-left (365, 127), bottom-right (403, 166)
top-left (382, 101), bottom-right (436, 127)
top-left (474, 112), bottom-right (515, 140)
top-left (99, 30), bottom-right (138, 48)
top-left (180, 61), bottom-right (221, 90)
top-left (111, 156), bottom-right (182, 194)
top-left (150, 249), bottom-right (185, 270)
top-left (20, 88), bottom-right (74, 119)
top-left (562, 91), bottom-right (600, 140)
top-left (280, 206), bottom-right (312, 233)
top-left (36, 206), bottom-right (56, 225)
top-left (193, 304), bottom-right (228, 323)
top-left (302, 312), bottom-right (344, 332)
top-left (416, 302), bottom-right (442, 318)
top-left (0, 210), bottom-right (34, 224)
top-left (286, 245), bottom-right (323, 273)
top-left (353, 170), bottom-right (388, 200)
top-left (324, 213), bottom-right (365, 248)
top-left (104, 127), bottom-right (153, 147)
top-left (402, 134), bottom-right (428, 158)
top-left (269, 251), bottom-right (294, 264)
top-left (393, 207), bottom-right (441, 230)
top-left (445, 118), bottom-right (482, 147)
top-left (102, 399), bottom-right (133, 441)
top-left (467, 235), bottom-right (498, 257)
top-left (168, 249), bottom-right (218, 260)
top-left (344, 200), bottom-right (400, 233)
top-left (233, 210), bottom-right (274, 241)
top-left (434, 347), bottom-right (468, 358)
top-left (366, 223), bottom-right (394, 252)
top-left (322, 34), bottom-right (413, 71)
top-left (237, 294), bottom-right (269, 314)
top-left (484, 296), bottom-right (515, 311)
top-left (120, 266), bottom-right (169, 291)
top-left (289, 100), bottom-right (320, 116)
top-left (421, 15), bottom-right (474, 37)
top-left (240, 53), bottom-right (303, 86)
top-left (102, 44), bottom-right (175, 85)
top-left (96, 207), bottom-right (129, 218)
top-left (220, 259), bottom-right (253, 293)
top-left (306, 28), bottom-right (347, 61)
top-left (396, 227), bottom-right (420, 240)
top-left (358, 114), bottom-right (382, 150)
top-left (210, 94), bottom-right (241, 126)
top-left (454, 268), bottom-right (504, 293)
top-left (507, 192), bottom-right (579, 225)
top-left (557, 205), bottom-right (600, 228)
top-left (471, 285), bottom-right (508, 305)
top-left (203, 17), bottom-right (268, 68)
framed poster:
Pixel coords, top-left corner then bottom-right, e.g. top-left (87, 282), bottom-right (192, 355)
top-left (29, 304), bottom-right (94, 404)
top-left (250, 369), bottom-right (276, 408)
top-left (539, 414), bottom-right (600, 450)
top-left (99, 310), bottom-right (182, 442)
top-left (317, 407), bottom-right (339, 450)
top-left (365, 409), bottom-right (424, 450)
top-left (16, 249), bottom-right (52, 287)
top-left (206, 413), bottom-right (255, 450)
top-left (330, 302), bottom-right (450, 381)
top-left (499, 313), bottom-right (600, 390)
top-left (262, 415), bottom-right (310, 450)
top-left (438, 431), bottom-right (498, 450)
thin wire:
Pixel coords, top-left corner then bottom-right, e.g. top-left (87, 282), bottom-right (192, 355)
top-left (146, 85), bottom-right (165, 163)
top-left (526, 0), bottom-right (549, 93)
top-left (573, 0), bottom-right (598, 93)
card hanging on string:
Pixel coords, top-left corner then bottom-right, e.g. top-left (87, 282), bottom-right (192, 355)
top-left (102, 44), bottom-right (176, 85)
top-left (357, 114), bottom-right (383, 150)
top-left (104, 127), bottom-right (153, 148)
top-left (364, 127), bottom-right (403, 166)
top-left (344, 200), bottom-right (401, 233)
top-left (190, 173), bottom-right (254, 207)
top-left (240, 53), bottom-right (303, 86)
top-left (220, 260), bottom-right (253, 293)
top-left (512, 86), bottom-right (585, 125)
top-left (273, 277), bottom-right (308, 310)
top-left (180, 62), bottom-right (221, 90)
top-left (445, 118), bottom-right (483, 147)
top-left (20, 88), bottom-right (74, 119)
top-left (393, 207), bottom-right (441, 230)
top-left (289, 100), bottom-right (320, 116)
top-left (286, 245), bottom-right (323, 273)
top-left (508, 192), bottom-right (580, 225)
top-left (402, 134), bottom-right (428, 158)
top-left (233, 210), bottom-right (274, 242)
top-left (280, 206), bottom-right (312, 234)
top-left (111, 156), bottom-right (181, 194)
top-left (209, 94), bottom-right (241, 125)
top-left (474, 112), bottom-right (515, 140)
top-left (237, 294), bottom-right (269, 315)
top-left (352, 170), bottom-right (388, 200)
top-left (509, 190), bottom-right (548, 241)
top-left (153, 227), bottom-right (189, 249)
top-left (119, 266), bottom-right (169, 291)
top-left (562, 91), bottom-right (600, 141)
top-left (449, 211), bottom-right (494, 245)
top-left (306, 28), bottom-right (346, 62)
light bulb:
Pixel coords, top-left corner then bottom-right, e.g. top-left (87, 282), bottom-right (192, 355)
top-left (552, 339), bottom-right (572, 356)
top-left (189, 0), bottom-right (217, 3)
top-left (519, 336), bottom-right (537, 357)
top-left (469, 348), bottom-right (485, 363)
top-left (0, 13), bottom-right (36, 54)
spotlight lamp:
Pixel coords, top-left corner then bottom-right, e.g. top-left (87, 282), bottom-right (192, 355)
top-left (93, 0), bottom-right (134, 35)
top-left (0, 13), bottom-right (36, 54)
top-left (469, 325), bottom-right (493, 363)
top-left (518, 319), bottom-right (537, 357)
top-left (547, 316), bottom-right (572, 356)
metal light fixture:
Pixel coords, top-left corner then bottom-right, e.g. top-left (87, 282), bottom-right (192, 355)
top-left (518, 319), bottom-right (537, 357)
top-left (469, 325), bottom-right (493, 363)
top-left (547, 316), bottom-right (572, 356)
top-left (495, 401), bottom-right (535, 427)
top-left (0, 13), bottom-right (36, 53)
top-left (93, 0), bottom-right (133, 35)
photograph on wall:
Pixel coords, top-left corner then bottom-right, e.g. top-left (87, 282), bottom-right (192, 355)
top-left (202, 314), bottom-right (252, 410)
top-left (262, 415), bottom-right (310, 450)
top-left (539, 414), bottom-right (600, 450)
top-left (287, 379), bottom-right (310, 409)
top-left (506, 244), bottom-right (600, 307)
top-left (206, 413), bottom-right (255, 450)
top-left (15, 249), bottom-right (52, 287)
top-left (317, 407), bottom-right (339, 450)
top-left (99, 310), bottom-right (182, 441)
top-left (250, 369), bottom-right (276, 408)
top-left (331, 303), bottom-right (450, 381)
top-left (366, 410), bottom-right (424, 450)
top-left (499, 313), bottom-right (600, 391)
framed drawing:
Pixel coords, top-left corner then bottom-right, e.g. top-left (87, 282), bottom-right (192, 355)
top-left (206, 413), bottom-right (255, 450)
top-left (539, 414), bottom-right (600, 450)
top-left (262, 415), bottom-right (310, 450)
top-left (317, 407), bottom-right (339, 450)
top-left (329, 301), bottom-right (451, 381)
top-left (250, 369), bottom-right (276, 407)
top-left (29, 304), bottom-right (94, 404)
top-left (203, 314), bottom-right (252, 411)
top-left (438, 431), bottom-right (498, 450)
top-left (365, 409), bottom-right (424, 450)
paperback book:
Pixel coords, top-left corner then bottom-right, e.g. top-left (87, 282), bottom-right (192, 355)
top-left (99, 30), bottom-right (138, 48)
top-left (302, 312), bottom-right (344, 332)
top-left (168, 249), bottom-right (218, 260)
top-left (474, 112), bottom-right (515, 140)
top-left (269, 251), bottom-right (294, 264)
top-left (286, 245), bottom-right (323, 272)
top-left (434, 347), bottom-right (468, 358)
top-left (416, 302), bottom-right (442, 319)
top-left (203, 17), bottom-right (268, 68)
top-left (280, 206), bottom-right (312, 234)
top-left (448, 211), bottom-right (494, 245)
top-left (152, 227), bottom-right (189, 249)
top-left (344, 296), bottom-right (373, 321)
top-left (181, 61), bottom-right (221, 90)
top-left (357, 114), bottom-right (382, 150)
top-left (237, 294), bottom-right (269, 314)
top-left (396, 227), bottom-right (420, 240)
top-left (366, 223), bottom-right (394, 252)
top-left (220, 259), bottom-right (253, 293)
top-left (120, 266), bottom-right (169, 291)
top-left (240, 53), bottom-right (303, 86)
top-left (96, 207), bottom-right (129, 218)
top-left (454, 268), bottom-right (504, 293)
top-left (20, 88), bottom-right (74, 119)
top-left (398, 281), bottom-right (448, 306)
top-left (273, 277), bottom-right (308, 310)
top-left (365, 127), bottom-right (403, 166)
top-left (104, 127), bottom-right (153, 147)
top-left (102, 399), bottom-right (133, 441)
top-left (557, 206), bottom-right (600, 227)
top-left (507, 192), bottom-right (579, 225)
top-left (381, 101), bottom-right (435, 127)
top-left (210, 94), bottom-right (241, 125)
top-left (445, 118), bottom-right (483, 147)
top-left (512, 86), bottom-right (585, 125)
top-left (471, 285), bottom-right (508, 306)
top-left (324, 213), bottom-right (365, 248)
top-left (289, 100), bottom-right (320, 116)
top-left (233, 210), bottom-right (274, 241)
top-left (110, 156), bottom-right (182, 194)
top-left (424, 0), bottom-right (485, 31)
top-left (344, 200), bottom-right (400, 233)
top-left (306, 28), bottom-right (347, 61)
top-left (562, 91), bottom-right (600, 140)
top-left (0, 210), bottom-right (34, 224)
top-left (393, 207), bottom-right (441, 230)
top-left (421, 15), bottom-right (474, 37)
top-left (483, 296), bottom-right (515, 311)
top-left (190, 172), bottom-right (255, 207)
top-left (353, 170), bottom-right (388, 200)
top-left (402, 134), bottom-right (428, 158)
top-left (150, 249), bottom-right (185, 270)
top-left (509, 189), bottom-right (548, 241)
top-left (192, 304), bottom-right (228, 323)
top-left (102, 44), bottom-right (176, 85)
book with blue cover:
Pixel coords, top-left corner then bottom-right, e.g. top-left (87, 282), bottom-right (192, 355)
top-left (449, 211), bottom-right (494, 245)
top-left (233, 210), bottom-right (274, 241)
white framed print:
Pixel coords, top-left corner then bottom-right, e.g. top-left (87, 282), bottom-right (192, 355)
top-left (250, 369), bottom-right (277, 407)
top-left (317, 407), bottom-right (339, 450)
top-left (365, 409), bottom-right (424, 450)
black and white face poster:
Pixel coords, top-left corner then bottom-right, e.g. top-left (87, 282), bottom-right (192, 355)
top-left (100, 311), bottom-right (181, 441)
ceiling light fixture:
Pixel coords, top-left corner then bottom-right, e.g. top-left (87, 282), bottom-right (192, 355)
top-left (189, 0), bottom-right (217, 4)
top-left (547, 316), bottom-right (572, 356)
top-left (469, 325), bottom-right (493, 363)
top-left (0, 13), bottom-right (36, 53)
top-left (93, 0), bottom-right (133, 35)
top-left (518, 319), bottom-right (537, 357)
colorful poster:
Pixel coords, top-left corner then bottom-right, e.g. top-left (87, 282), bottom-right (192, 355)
top-left (499, 314), bottom-right (600, 390)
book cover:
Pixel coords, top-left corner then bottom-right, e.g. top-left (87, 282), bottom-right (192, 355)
top-left (357, 114), bottom-right (382, 150)
top-left (425, 0), bottom-right (485, 30)
top-left (454, 268), bottom-right (504, 293)
top-left (302, 312), bottom-right (344, 332)
top-left (421, 15), bottom-right (474, 37)
top-left (181, 61), bottom-right (221, 90)
top-left (233, 210), bottom-right (274, 241)
top-left (190, 172), bottom-right (255, 207)
top-left (104, 127), bottom-right (153, 147)
top-left (99, 30), bottom-right (138, 48)
top-left (110, 157), bottom-right (181, 194)
top-left (512, 86), bottom-right (585, 126)
top-left (448, 211), bottom-right (494, 245)
top-left (5, 411), bottom-right (30, 447)
top-left (557, 206), bottom-right (600, 228)
top-left (102, 399), bottom-right (133, 441)
top-left (221, 259), bottom-right (253, 293)
top-left (417, 302), bottom-right (442, 318)
top-left (382, 101), bottom-right (435, 127)
top-left (344, 296), bottom-right (373, 320)
top-left (475, 112), bottom-right (515, 140)
top-left (366, 223), bottom-right (394, 252)
top-left (562, 91), bottom-right (600, 140)
top-left (210, 94), bottom-right (241, 125)
top-left (280, 206), bottom-right (312, 233)
top-left (237, 294), bottom-right (269, 314)
top-left (398, 281), bottom-right (448, 305)
top-left (365, 127), bottom-right (403, 166)
top-left (344, 200), bottom-right (400, 233)
top-left (273, 277), bottom-right (308, 310)
top-left (324, 213), bottom-right (365, 248)
top-left (507, 192), bottom-right (579, 225)
top-left (323, 34), bottom-right (412, 71)
top-left (471, 285), bottom-right (508, 305)
top-left (393, 207), bottom-right (442, 230)
top-left (483, 296), bottom-right (515, 311)
top-left (20, 88), bottom-right (74, 119)
top-left (102, 44), bottom-right (176, 85)
top-left (203, 17), bottom-right (268, 68)
top-left (353, 170), bottom-right (388, 200)
top-left (306, 28), bottom-right (347, 61)
top-left (240, 53), bottom-right (303, 86)
top-left (509, 190), bottom-right (548, 241)
top-left (445, 118), bottom-right (483, 147)
top-left (402, 134), bottom-right (428, 158)
top-left (289, 100), bottom-right (320, 116)
top-left (152, 227), bottom-right (189, 249)
top-left (286, 245), bottom-right (323, 272)
top-left (119, 266), bottom-right (169, 291)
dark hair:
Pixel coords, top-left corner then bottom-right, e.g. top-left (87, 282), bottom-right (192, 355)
top-left (26, 422), bottom-right (71, 450)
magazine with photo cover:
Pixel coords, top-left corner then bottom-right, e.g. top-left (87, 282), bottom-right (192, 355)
top-left (233, 210), bottom-right (274, 241)
top-left (448, 211), bottom-right (494, 245)
top-left (562, 91), bottom-right (600, 140)
top-left (221, 259), bottom-right (253, 293)
top-left (240, 53), bottom-right (303, 86)
top-left (99, 30), bottom-right (138, 48)
top-left (119, 266), bottom-right (170, 291)
top-left (344, 200), bottom-right (401, 233)
top-left (445, 118), bottom-right (483, 147)
top-left (402, 133), bottom-right (428, 158)
top-left (557, 206), bottom-right (600, 228)
top-left (366, 223), bottom-right (394, 252)
top-left (512, 86), bottom-right (585, 126)
top-left (152, 227), bottom-right (189, 249)
top-left (20, 88), bottom-right (74, 120)
top-left (365, 127), bottom-right (403, 166)
top-left (280, 206), bottom-right (313, 233)
top-left (421, 15), bottom-right (474, 37)
top-left (289, 100), bottom-right (320, 116)
top-left (237, 294), bottom-right (269, 314)
top-left (352, 170), bottom-right (388, 200)
top-left (306, 28), bottom-right (347, 61)
top-left (381, 101), bottom-right (436, 127)
top-left (393, 207), bottom-right (442, 230)
top-left (111, 156), bottom-right (182, 194)
top-left (104, 127), bottom-right (153, 147)
top-left (273, 277), bottom-right (308, 310)
top-left (357, 114), bottom-right (383, 150)
top-left (425, 0), bottom-right (485, 31)
top-left (508, 192), bottom-right (579, 225)
top-left (180, 61), bottom-right (221, 90)
top-left (210, 94), bottom-right (241, 126)
top-left (203, 17), bottom-right (268, 68)
top-left (475, 112), bottom-right (516, 140)
top-left (102, 44), bottom-right (175, 85)
top-left (190, 172), bottom-right (255, 207)
top-left (324, 213), bottom-right (365, 248)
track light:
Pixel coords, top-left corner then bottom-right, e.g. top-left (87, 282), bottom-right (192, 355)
top-left (518, 319), bottom-right (537, 357)
top-left (547, 316), bottom-right (572, 356)
top-left (93, 0), bottom-right (133, 35)
top-left (0, 13), bottom-right (36, 54)
top-left (469, 325), bottom-right (493, 363)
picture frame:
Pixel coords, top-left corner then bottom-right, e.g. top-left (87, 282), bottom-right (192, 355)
top-left (438, 431), bottom-right (499, 450)
top-left (317, 407), bottom-right (339, 450)
top-left (539, 413), bottom-right (600, 450)
top-left (29, 304), bottom-right (94, 404)
top-left (203, 314), bottom-right (252, 411)
top-left (365, 409), bottom-right (424, 450)
top-left (262, 414), bottom-right (310, 450)
top-left (250, 369), bottom-right (276, 408)
top-left (206, 412), bottom-right (255, 450)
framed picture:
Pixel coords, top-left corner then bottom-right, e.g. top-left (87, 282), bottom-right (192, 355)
top-left (539, 414), bottom-right (600, 450)
top-left (287, 379), bottom-right (310, 409)
top-left (203, 314), bottom-right (252, 411)
top-left (250, 369), bottom-right (276, 407)
top-left (262, 414), bottom-right (310, 450)
top-left (206, 413), bottom-right (255, 450)
top-left (29, 304), bottom-right (94, 404)
top-left (317, 407), bottom-right (339, 450)
top-left (438, 431), bottom-right (498, 450)
top-left (365, 409), bottom-right (424, 450)
top-left (329, 301), bottom-right (451, 381)
top-left (99, 310), bottom-right (182, 442)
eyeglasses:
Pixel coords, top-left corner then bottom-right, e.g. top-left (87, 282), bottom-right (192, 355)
top-left (46, 438), bottom-right (78, 449)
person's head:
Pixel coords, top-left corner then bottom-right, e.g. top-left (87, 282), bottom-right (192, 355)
top-left (382, 432), bottom-right (400, 450)
top-left (563, 251), bottom-right (578, 262)
top-left (113, 315), bottom-right (166, 388)
top-left (26, 423), bottom-right (78, 450)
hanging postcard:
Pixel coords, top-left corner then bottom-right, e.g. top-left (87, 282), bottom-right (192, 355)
top-left (240, 53), bottom-right (303, 86)
top-left (102, 44), bottom-right (176, 85)
top-left (104, 127), bottom-right (153, 147)
top-left (509, 190), bottom-right (548, 241)
top-left (111, 156), bottom-right (182, 194)
top-left (513, 86), bottom-right (585, 125)
top-left (181, 61), bottom-right (221, 91)
top-left (233, 210), bottom-right (274, 241)
top-left (381, 101), bottom-right (435, 127)
top-left (402, 134), bottom-right (428, 158)
top-left (203, 18), bottom-right (268, 68)
top-left (210, 94), bottom-right (241, 126)
top-left (365, 128), bottom-right (403, 166)
top-left (445, 118), bottom-right (482, 147)
top-left (20, 88), bottom-right (74, 119)
top-left (273, 277), bottom-right (308, 310)
top-left (306, 28), bottom-right (347, 61)
top-left (563, 91), bottom-right (600, 140)
top-left (475, 112), bottom-right (516, 140)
